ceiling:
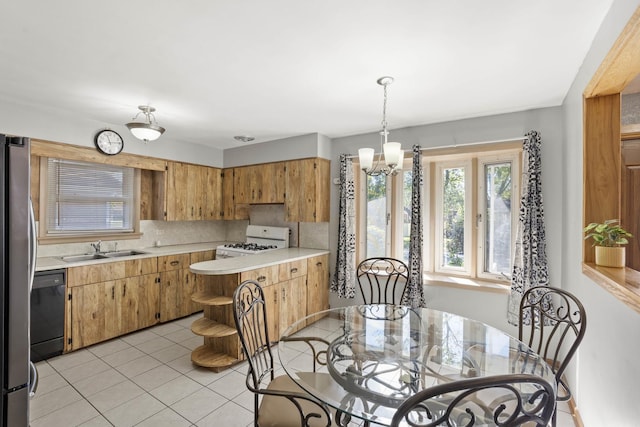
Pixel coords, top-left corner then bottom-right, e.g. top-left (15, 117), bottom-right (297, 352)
top-left (1, 1), bottom-right (616, 150)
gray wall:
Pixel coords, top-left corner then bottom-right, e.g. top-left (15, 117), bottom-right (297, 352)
top-left (329, 106), bottom-right (565, 311)
top-left (223, 133), bottom-right (330, 167)
top-left (562, 0), bottom-right (640, 425)
top-left (0, 101), bottom-right (224, 167)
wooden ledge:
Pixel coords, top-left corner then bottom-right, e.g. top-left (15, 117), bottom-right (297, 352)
top-left (582, 263), bottom-right (640, 314)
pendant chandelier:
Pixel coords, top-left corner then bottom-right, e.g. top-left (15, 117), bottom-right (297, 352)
top-left (126, 105), bottom-right (166, 142)
top-left (358, 76), bottom-right (403, 176)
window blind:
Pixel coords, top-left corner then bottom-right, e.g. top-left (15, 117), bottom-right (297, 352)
top-left (46, 158), bottom-right (135, 234)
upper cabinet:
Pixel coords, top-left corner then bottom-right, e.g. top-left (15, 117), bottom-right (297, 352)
top-left (165, 162), bottom-right (223, 221)
top-left (233, 162), bottom-right (285, 204)
top-left (285, 158), bottom-right (330, 222)
top-left (222, 157), bottom-right (329, 222)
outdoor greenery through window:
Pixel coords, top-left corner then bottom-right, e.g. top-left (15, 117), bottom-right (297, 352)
top-left (357, 145), bottom-right (521, 284)
top-left (44, 158), bottom-right (136, 237)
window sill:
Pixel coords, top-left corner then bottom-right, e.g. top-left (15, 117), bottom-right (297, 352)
top-left (582, 262), bottom-right (640, 315)
top-left (423, 273), bottom-right (510, 294)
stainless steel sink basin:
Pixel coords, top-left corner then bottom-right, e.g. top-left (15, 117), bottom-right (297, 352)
top-left (61, 254), bottom-right (108, 262)
top-left (103, 250), bottom-right (148, 258)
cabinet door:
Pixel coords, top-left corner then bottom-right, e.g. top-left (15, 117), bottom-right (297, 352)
top-left (307, 254), bottom-right (329, 316)
top-left (279, 277), bottom-right (307, 336)
top-left (222, 168), bottom-right (235, 219)
top-left (285, 159), bottom-right (302, 222)
top-left (125, 274), bottom-right (160, 331)
top-left (70, 281), bottom-right (121, 349)
top-left (166, 161), bottom-right (189, 220)
top-left (205, 167), bottom-right (223, 220)
top-left (159, 270), bottom-right (181, 322)
top-left (187, 164), bottom-right (205, 220)
top-left (262, 284), bottom-right (280, 344)
top-left (234, 166), bottom-right (252, 204)
top-left (285, 158), bottom-right (330, 222)
top-left (257, 162), bottom-right (285, 203)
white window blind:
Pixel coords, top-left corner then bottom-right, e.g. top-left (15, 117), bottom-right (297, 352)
top-left (46, 158), bottom-right (135, 234)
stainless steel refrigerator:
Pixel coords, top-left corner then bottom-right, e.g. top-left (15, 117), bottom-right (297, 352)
top-left (1, 134), bottom-right (36, 426)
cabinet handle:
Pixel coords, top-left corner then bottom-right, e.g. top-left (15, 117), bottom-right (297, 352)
top-left (122, 284), bottom-right (126, 297)
top-left (191, 206), bottom-right (194, 216)
top-left (290, 268), bottom-right (298, 274)
top-left (282, 288), bottom-right (286, 301)
top-left (199, 207), bottom-right (202, 217)
top-left (170, 260), bottom-right (180, 266)
top-left (316, 262), bottom-right (323, 267)
top-left (111, 287), bottom-right (115, 299)
top-left (257, 275), bottom-right (266, 282)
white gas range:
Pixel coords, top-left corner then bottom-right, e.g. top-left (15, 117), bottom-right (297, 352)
top-left (215, 225), bottom-right (290, 259)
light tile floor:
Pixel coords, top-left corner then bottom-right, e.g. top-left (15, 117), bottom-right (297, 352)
top-left (30, 313), bottom-right (577, 426)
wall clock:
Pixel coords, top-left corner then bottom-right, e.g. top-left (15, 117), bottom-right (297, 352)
top-left (94, 129), bottom-right (124, 155)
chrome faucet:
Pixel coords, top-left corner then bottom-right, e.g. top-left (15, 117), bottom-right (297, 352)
top-left (91, 240), bottom-right (102, 253)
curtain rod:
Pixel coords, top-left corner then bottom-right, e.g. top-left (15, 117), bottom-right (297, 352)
top-left (345, 135), bottom-right (527, 159)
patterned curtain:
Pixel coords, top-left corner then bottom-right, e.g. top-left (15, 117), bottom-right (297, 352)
top-left (402, 145), bottom-right (426, 308)
top-left (507, 131), bottom-right (550, 325)
top-left (330, 154), bottom-right (357, 299)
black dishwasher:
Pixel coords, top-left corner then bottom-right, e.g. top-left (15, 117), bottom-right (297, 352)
top-left (30, 269), bottom-right (65, 362)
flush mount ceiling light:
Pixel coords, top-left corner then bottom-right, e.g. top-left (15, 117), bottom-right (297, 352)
top-left (234, 135), bottom-right (255, 143)
top-left (358, 76), bottom-right (403, 176)
top-left (126, 105), bottom-right (166, 142)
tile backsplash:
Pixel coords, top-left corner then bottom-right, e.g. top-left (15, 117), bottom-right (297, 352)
top-left (36, 220), bottom-right (231, 258)
top-left (36, 213), bottom-right (329, 258)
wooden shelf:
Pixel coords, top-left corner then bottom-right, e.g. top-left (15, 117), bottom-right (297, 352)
top-left (583, 262), bottom-right (640, 314)
top-left (191, 291), bottom-right (233, 306)
top-left (191, 345), bottom-right (239, 368)
top-left (191, 318), bottom-right (237, 337)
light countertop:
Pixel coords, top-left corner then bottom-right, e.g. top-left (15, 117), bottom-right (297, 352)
top-left (190, 248), bottom-right (330, 275)
top-left (35, 241), bottom-right (225, 271)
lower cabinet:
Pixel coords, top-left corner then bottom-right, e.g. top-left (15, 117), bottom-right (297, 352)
top-left (190, 255), bottom-right (329, 371)
top-left (65, 249), bottom-right (215, 352)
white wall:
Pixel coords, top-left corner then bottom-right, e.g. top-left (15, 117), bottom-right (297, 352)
top-left (562, 1), bottom-right (640, 425)
top-left (0, 101), bottom-right (224, 167)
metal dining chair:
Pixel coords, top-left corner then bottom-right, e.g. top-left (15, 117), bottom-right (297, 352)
top-left (356, 257), bottom-right (409, 305)
top-left (233, 280), bottom-right (334, 427)
top-left (390, 374), bottom-right (556, 427)
top-left (519, 286), bottom-right (586, 427)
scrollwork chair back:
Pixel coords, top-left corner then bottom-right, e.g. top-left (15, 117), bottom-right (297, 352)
top-left (356, 257), bottom-right (409, 305)
top-left (233, 280), bottom-right (333, 427)
top-left (390, 374), bottom-right (556, 427)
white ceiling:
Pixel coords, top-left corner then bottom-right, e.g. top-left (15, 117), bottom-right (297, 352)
top-left (1, 1), bottom-right (615, 150)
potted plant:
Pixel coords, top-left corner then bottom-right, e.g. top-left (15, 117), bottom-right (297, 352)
top-left (584, 219), bottom-right (633, 267)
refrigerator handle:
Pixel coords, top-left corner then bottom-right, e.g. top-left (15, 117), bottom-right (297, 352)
top-left (29, 361), bottom-right (38, 397)
top-left (29, 198), bottom-right (37, 293)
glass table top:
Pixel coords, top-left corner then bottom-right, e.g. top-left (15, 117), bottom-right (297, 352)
top-left (278, 305), bottom-right (556, 426)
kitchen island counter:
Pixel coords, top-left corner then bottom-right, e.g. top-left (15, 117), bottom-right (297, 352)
top-left (189, 247), bottom-right (329, 275)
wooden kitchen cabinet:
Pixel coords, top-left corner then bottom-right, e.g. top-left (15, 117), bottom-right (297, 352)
top-left (64, 250), bottom-right (216, 352)
top-left (234, 163), bottom-right (285, 205)
top-left (158, 253), bottom-right (193, 322)
top-left (306, 254), bottom-right (330, 318)
top-left (285, 158), bottom-right (330, 222)
top-left (164, 161), bottom-right (223, 221)
top-left (66, 259), bottom-right (161, 350)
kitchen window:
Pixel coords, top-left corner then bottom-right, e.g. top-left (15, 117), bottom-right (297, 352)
top-left (356, 144), bottom-right (521, 285)
top-left (39, 158), bottom-right (141, 243)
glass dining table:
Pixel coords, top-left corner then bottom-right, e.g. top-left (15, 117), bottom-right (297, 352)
top-left (278, 304), bottom-right (556, 426)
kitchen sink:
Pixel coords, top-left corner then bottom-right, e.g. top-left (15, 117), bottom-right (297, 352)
top-left (103, 250), bottom-right (148, 258)
top-left (60, 254), bottom-right (108, 262)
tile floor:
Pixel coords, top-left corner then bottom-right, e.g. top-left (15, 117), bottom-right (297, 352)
top-left (30, 313), bottom-right (578, 426)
